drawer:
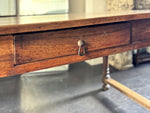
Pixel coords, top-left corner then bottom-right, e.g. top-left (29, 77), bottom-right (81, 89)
top-left (132, 19), bottom-right (150, 41)
top-left (14, 23), bottom-right (130, 65)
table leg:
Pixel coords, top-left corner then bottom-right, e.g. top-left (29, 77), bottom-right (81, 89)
top-left (102, 56), bottom-right (150, 111)
top-left (102, 56), bottom-right (110, 91)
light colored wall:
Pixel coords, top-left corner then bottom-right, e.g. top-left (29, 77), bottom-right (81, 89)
top-left (85, 0), bottom-right (93, 13)
top-left (20, 0), bottom-right (68, 15)
top-left (93, 0), bottom-right (106, 13)
top-left (69, 0), bottom-right (85, 13)
top-left (69, 0), bottom-right (106, 13)
top-left (0, 0), bottom-right (16, 16)
top-left (107, 0), bottom-right (134, 11)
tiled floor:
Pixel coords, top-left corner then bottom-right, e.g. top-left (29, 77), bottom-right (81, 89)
top-left (0, 62), bottom-right (150, 113)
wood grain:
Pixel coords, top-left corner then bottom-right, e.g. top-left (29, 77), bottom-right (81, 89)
top-left (0, 36), bottom-right (14, 78)
top-left (1, 10), bottom-right (150, 35)
top-left (9, 38), bottom-right (150, 76)
top-left (0, 11), bottom-right (150, 79)
top-left (15, 23), bottom-right (130, 65)
top-left (105, 78), bottom-right (150, 111)
top-left (132, 19), bottom-right (150, 41)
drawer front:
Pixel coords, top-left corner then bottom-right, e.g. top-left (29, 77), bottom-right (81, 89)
top-left (132, 19), bottom-right (150, 42)
top-left (15, 23), bottom-right (130, 65)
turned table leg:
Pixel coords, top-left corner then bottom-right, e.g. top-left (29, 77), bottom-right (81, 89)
top-left (102, 56), bottom-right (110, 91)
top-left (102, 56), bottom-right (150, 111)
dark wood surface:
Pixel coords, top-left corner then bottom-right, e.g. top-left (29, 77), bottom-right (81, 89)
top-left (1, 10), bottom-right (150, 35)
top-left (132, 19), bottom-right (150, 41)
top-left (133, 49), bottom-right (150, 66)
top-left (15, 23), bottom-right (130, 65)
top-left (1, 11), bottom-right (150, 77)
top-left (0, 36), bottom-right (14, 77)
top-left (9, 38), bottom-right (150, 77)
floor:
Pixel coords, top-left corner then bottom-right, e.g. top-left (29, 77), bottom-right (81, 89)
top-left (0, 61), bottom-right (150, 113)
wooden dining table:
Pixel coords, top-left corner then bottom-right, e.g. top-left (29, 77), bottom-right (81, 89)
top-left (0, 10), bottom-right (150, 110)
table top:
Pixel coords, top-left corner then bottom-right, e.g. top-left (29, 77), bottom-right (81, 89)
top-left (1, 10), bottom-right (150, 35)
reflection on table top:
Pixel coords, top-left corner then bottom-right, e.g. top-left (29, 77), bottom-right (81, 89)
top-left (0, 10), bottom-right (150, 35)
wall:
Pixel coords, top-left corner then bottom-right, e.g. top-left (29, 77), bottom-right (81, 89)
top-left (107, 0), bottom-right (134, 11)
top-left (69, 0), bottom-right (85, 13)
top-left (86, 0), bottom-right (106, 13)
top-left (135, 0), bottom-right (150, 9)
top-left (0, 0), bottom-right (16, 16)
top-left (20, 0), bottom-right (68, 15)
top-left (69, 0), bottom-right (106, 13)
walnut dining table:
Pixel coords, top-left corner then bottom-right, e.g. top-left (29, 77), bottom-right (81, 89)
top-left (0, 10), bottom-right (150, 110)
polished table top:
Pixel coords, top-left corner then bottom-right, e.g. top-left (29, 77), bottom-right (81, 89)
top-left (1, 10), bottom-right (150, 35)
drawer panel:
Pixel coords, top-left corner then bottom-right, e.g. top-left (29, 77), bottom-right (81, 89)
top-left (15, 23), bottom-right (130, 65)
top-left (132, 19), bottom-right (150, 41)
